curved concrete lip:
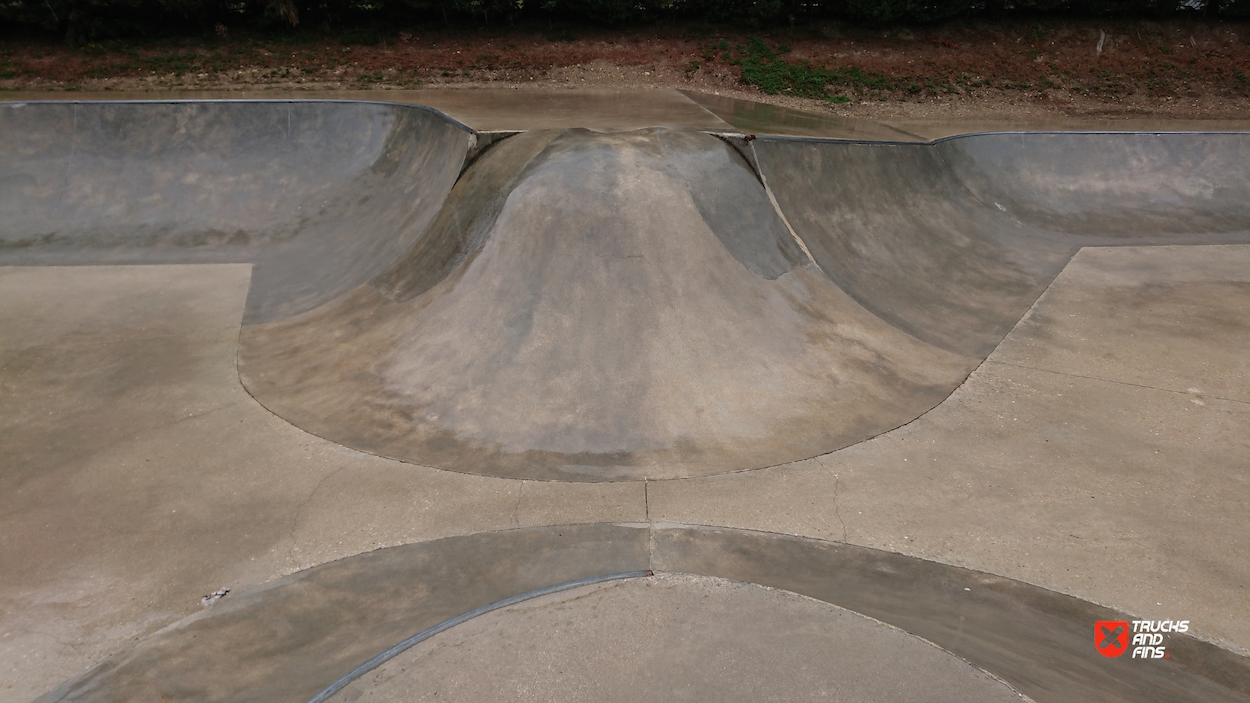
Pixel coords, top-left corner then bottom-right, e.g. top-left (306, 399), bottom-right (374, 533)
top-left (2, 94), bottom-right (1249, 702)
top-left (0, 89), bottom-right (735, 133)
top-left (35, 525), bottom-right (1250, 703)
top-left (322, 572), bottom-right (1029, 703)
top-left (9, 87), bottom-right (1250, 137)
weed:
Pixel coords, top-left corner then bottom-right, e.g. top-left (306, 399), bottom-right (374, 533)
top-left (735, 38), bottom-right (891, 101)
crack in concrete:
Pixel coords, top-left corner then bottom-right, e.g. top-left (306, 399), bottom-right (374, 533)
top-left (510, 480), bottom-right (524, 527)
top-left (286, 464), bottom-right (350, 569)
top-left (814, 456), bottom-right (848, 543)
top-left (16, 628), bottom-right (86, 657)
top-left (985, 359), bottom-right (1250, 405)
top-left (644, 480), bottom-right (650, 523)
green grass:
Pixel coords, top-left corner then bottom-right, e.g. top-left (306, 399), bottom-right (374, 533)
top-left (735, 38), bottom-right (890, 102)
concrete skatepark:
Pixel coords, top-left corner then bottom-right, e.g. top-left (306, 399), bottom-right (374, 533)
top-left (1, 89), bottom-right (1248, 701)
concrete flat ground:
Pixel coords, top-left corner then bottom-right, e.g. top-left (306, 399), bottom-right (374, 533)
top-left (1, 89), bottom-right (1248, 703)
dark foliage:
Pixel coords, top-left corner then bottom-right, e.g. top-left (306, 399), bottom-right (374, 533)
top-left (1, 0), bottom-right (1245, 44)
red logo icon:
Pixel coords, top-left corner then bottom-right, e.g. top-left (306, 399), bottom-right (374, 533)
top-left (1096, 621), bottom-right (1129, 658)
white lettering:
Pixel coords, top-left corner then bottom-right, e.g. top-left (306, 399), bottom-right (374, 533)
top-left (1132, 620), bottom-right (1191, 633)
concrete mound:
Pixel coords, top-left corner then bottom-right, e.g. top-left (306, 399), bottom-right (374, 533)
top-left (5, 101), bottom-right (1248, 482)
top-left (238, 128), bottom-right (976, 481)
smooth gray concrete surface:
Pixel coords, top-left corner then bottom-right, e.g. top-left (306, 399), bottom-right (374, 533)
top-left (754, 132), bottom-right (1250, 358)
top-left (375, 88), bottom-right (734, 132)
top-left (330, 573), bottom-right (1026, 703)
top-left (1, 89), bottom-right (734, 132)
top-left (937, 132), bottom-right (1250, 238)
top-left (236, 129), bottom-right (1248, 481)
top-left (37, 525), bottom-right (650, 703)
top-left (883, 117), bottom-right (1250, 141)
top-left (681, 90), bottom-right (927, 141)
top-left (0, 266), bottom-right (644, 702)
top-left (239, 127), bottom-right (975, 481)
top-left (2, 97), bottom-right (1249, 702)
top-left (10, 89), bottom-right (1250, 138)
top-left (990, 245), bottom-right (1250, 401)
top-left (650, 244), bottom-right (1250, 654)
top-left (36, 524), bottom-right (1247, 703)
top-left (653, 525), bottom-right (1250, 703)
top-left (0, 100), bottom-right (470, 323)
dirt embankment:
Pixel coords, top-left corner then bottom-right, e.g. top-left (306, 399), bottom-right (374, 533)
top-left (2, 19), bottom-right (1249, 119)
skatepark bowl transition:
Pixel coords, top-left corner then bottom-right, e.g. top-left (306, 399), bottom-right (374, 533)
top-left (1, 89), bottom-right (1249, 702)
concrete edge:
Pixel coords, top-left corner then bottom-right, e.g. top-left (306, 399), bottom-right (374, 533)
top-left (37, 523), bottom-right (1250, 703)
